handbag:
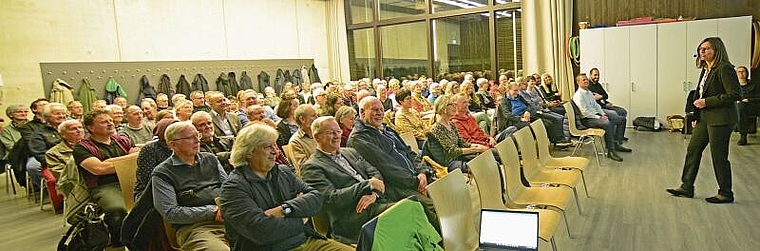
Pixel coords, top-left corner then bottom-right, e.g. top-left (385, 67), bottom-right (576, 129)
top-left (58, 204), bottom-right (109, 251)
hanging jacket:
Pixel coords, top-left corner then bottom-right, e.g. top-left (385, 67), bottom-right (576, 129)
top-left (192, 73), bottom-right (209, 92)
top-left (228, 72), bottom-right (240, 97)
top-left (274, 69), bottom-right (286, 95)
top-left (136, 75), bottom-right (157, 104)
top-left (239, 71), bottom-right (254, 91)
top-left (175, 75), bottom-right (192, 96)
top-left (291, 68), bottom-right (302, 86)
top-left (257, 71), bottom-right (270, 94)
top-left (301, 66), bottom-right (311, 86)
top-left (78, 78), bottom-right (98, 113)
top-left (158, 74), bottom-right (174, 97)
top-left (216, 73), bottom-right (233, 97)
top-left (309, 64), bottom-right (321, 84)
top-left (104, 76), bottom-right (127, 104)
top-left (49, 78), bottom-right (75, 105)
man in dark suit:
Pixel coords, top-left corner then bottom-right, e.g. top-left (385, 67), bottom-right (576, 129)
top-left (668, 37), bottom-right (740, 204)
top-left (208, 92), bottom-right (242, 137)
top-left (300, 116), bottom-right (393, 244)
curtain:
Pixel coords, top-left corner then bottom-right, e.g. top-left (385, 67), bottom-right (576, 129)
top-left (326, 0), bottom-right (351, 83)
top-left (522, 0), bottom-right (575, 101)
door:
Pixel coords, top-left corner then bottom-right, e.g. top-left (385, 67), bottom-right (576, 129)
top-left (603, 27), bottom-right (631, 115)
top-left (718, 16), bottom-right (752, 72)
top-left (686, 19), bottom-right (718, 90)
top-left (656, 22), bottom-right (688, 122)
top-left (629, 25), bottom-right (658, 121)
top-left (580, 28), bottom-right (605, 78)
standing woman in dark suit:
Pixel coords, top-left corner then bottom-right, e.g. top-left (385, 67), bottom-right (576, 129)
top-left (667, 37), bottom-right (741, 203)
top-left (736, 66), bottom-right (759, 145)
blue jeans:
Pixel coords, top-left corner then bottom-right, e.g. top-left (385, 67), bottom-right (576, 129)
top-left (26, 157), bottom-right (42, 188)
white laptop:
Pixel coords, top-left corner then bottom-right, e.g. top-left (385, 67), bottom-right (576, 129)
top-left (478, 209), bottom-right (539, 251)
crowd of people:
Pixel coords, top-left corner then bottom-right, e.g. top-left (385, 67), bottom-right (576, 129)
top-left (2, 61), bottom-right (755, 249)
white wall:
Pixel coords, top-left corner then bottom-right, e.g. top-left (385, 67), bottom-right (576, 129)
top-left (0, 0), bottom-right (340, 120)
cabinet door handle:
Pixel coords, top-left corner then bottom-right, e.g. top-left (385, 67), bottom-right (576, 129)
top-left (682, 81), bottom-right (686, 92)
top-left (631, 82), bottom-right (635, 92)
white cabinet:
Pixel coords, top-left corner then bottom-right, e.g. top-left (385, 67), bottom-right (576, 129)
top-left (581, 16), bottom-right (751, 126)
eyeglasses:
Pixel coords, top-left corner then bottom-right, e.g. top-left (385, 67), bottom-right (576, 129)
top-left (319, 129), bottom-right (342, 136)
top-left (172, 133), bottom-right (201, 142)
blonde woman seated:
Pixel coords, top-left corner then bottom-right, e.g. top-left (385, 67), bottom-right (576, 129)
top-left (173, 100), bottom-right (193, 122)
top-left (444, 81), bottom-right (459, 95)
top-left (394, 90), bottom-right (431, 146)
top-left (423, 94), bottom-right (488, 172)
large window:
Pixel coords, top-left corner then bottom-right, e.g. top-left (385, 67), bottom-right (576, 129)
top-left (348, 28), bottom-right (377, 80)
top-left (495, 9), bottom-right (522, 75)
top-left (433, 13), bottom-right (491, 78)
top-left (380, 22), bottom-right (429, 79)
top-left (345, 1), bottom-right (521, 80)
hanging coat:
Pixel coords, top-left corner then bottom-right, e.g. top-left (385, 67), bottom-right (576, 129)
top-left (257, 71), bottom-right (270, 94)
top-left (78, 78), bottom-right (98, 113)
top-left (309, 64), bottom-right (321, 84)
top-left (104, 77), bottom-right (127, 104)
top-left (228, 72), bottom-right (240, 97)
top-left (216, 73), bottom-right (233, 97)
top-left (274, 69), bottom-right (286, 95)
top-left (175, 75), bottom-right (192, 96)
top-left (136, 75), bottom-right (157, 104)
top-left (291, 68), bottom-right (302, 86)
top-left (239, 71), bottom-right (254, 91)
top-left (49, 78), bottom-right (75, 105)
top-left (158, 74), bottom-right (174, 97)
top-left (301, 66), bottom-right (311, 86)
top-left (192, 73), bottom-right (209, 92)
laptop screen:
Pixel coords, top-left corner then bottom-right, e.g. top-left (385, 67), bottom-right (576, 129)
top-left (479, 209), bottom-right (539, 251)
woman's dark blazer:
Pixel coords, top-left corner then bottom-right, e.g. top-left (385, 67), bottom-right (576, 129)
top-left (694, 62), bottom-right (741, 126)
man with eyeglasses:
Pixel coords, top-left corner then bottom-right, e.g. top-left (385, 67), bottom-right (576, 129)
top-left (191, 90), bottom-right (212, 114)
top-left (152, 121), bottom-right (229, 250)
top-left (301, 116), bottom-right (393, 244)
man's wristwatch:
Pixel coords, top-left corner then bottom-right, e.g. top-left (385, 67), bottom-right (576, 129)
top-left (282, 203), bottom-right (292, 216)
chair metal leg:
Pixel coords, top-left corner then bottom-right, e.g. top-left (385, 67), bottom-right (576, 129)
top-left (571, 135), bottom-right (586, 156)
top-left (572, 187), bottom-right (582, 215)
top-left (5, 164), bottom-right (16, 195)
top-left (580, 171), bottom-right (590, 198)
top-left (590, 137), bottom-right (602, 166)
top-left (562, 211), bottom-right (571, 239)
top-left (551, 237), bottom-right (558, 251)
top-left (40, 178), bottom-right (45, 210)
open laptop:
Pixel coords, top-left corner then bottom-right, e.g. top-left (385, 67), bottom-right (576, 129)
top-left (478, 209), bottom-right (539, 251)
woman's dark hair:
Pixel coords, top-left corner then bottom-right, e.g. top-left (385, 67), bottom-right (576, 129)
top-left (695, 37), bottom-right (733, 69)
top-left (324, 94), bottom-right (341, 116)
top-left (395, 89), bottom-right (412, 103)
top-left (275, 97), bottom-right (296, 119)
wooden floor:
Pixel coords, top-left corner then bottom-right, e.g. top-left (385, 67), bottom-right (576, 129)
top-left (1, 130), bottom-right (759, 250)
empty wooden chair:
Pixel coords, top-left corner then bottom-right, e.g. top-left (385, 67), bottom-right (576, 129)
top-left (530, 120), bottom-right (590, 196)
top-left (563, 102), bottom-right (606, 165)
top-left (399, 132), bottom-right (420, 154)
top-left (426, 169), bottom-right (478, 251)
top-left (513, 127), bottom-right (586, 207)
top-left (468, 150), bottom-right (562, 250)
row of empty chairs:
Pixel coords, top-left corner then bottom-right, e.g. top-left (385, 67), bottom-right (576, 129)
top-left (425, 119), bottom-right (594, 251)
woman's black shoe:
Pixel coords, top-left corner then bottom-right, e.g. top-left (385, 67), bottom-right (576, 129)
top-left (666, 187), bottom-right (694, 198)
top-left (705, 195), bottom-right (734, 204)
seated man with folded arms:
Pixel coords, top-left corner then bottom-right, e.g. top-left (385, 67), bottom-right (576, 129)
top-left (289, 104), bottom-right (318, 172)
top-left (152, 122), bottom-right (229, 250)
top-left (301, 116), bottom-right (394, 244)
top-left (75, 110), bottom-right (135, 247)
top-left (573, 74), bottom-right (631, 162)
top-left (220, 124), bottom-right (352, 251)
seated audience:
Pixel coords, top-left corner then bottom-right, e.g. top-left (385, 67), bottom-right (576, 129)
top-left (220, 124), bottom-right (353, 251)
top-left (319, 93), bottom-right (343, 117)
top-left (156, 93), bottom-right (171, 111)
top-left (461, 81), bottom-right (484, 112)
top-left (539, 73), bottom-right (565, 114)
top-left (394, 90), bottom-right (431, 143)
top-left (190, 90), bottom-right (211, 113)
top-left (91, 99), bottom-right (107, 111)
top-left (174, 100), bottom-right (194, 122)
top-left (152, 122), bottom-right (229, 250)
top-left (451, 94), bottom-right (498, 147)
top-left (75, 110), bottom-right (135, 247)
top-left (301, 116), bottom-right (394, 244)
top-left (376, 85), bottom-right (393, 112)
top-left (28, 103), bottom-right (67, 192)
top-left (427, 82), bottom-right (442, 105)
top-left (334, 106), bottom-right (357, 147)
top-left (475, 78), bottom-right (496, 109)
top-left (520, 77), bottom-right (571, 147)
top-left (1, 105), bottom-right (29, 164)
top-left (348, 96), bottom-right (440, 231)
top-left (119, 105), bottom-right (154, 145)
top-left (113, 97), bottom-right (128, 109)
top-left (105, 104), bottom-right (125, 131)
top-left (208, 92), bottom-right (242, 138)
top-left (275, 96), bottom-right (300, 147)
top-left (43, 119), bottom-right (83, 213)
top-left (588, 68), bottom-right (629, 140)
top-left (191, 112), bottom-right (233, 172)
top-left (155, 109), bottom-right (175, 122)
top-left (262, 86), bottom-right (281, 108)
top-left (134, 118), bottom-right (177, 199)
top-left (410, 81), bottom-right (433, 114)
top-left (736, 66), bottom-right (758, 145)
top-left (426, 95), bottom-right (488, 172)
top-left (288, 104), bottom-right (318, 173)
top-left (67, 100), bottom-right (84, 121)
top-left (140, 98), bottom-right (158, 128)
top-left (573, 74), bottom-right (630, 162)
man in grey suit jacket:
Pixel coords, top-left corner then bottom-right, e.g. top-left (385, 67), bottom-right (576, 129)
top-left (208, 92), bottom-right (241, 137)
top-left (300, 116), bottom-right (393, 244)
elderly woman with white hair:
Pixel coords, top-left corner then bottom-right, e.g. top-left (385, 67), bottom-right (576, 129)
top-left (220, 124), bottom-right (352, 251)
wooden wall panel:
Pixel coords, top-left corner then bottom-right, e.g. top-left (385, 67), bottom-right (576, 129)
top-left (574, 0), bottom-right (757, 32)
